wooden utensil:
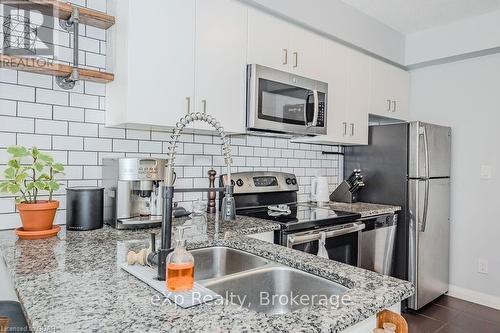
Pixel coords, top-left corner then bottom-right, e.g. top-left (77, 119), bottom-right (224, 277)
top-left (377, 310), bottom-right (408, 333)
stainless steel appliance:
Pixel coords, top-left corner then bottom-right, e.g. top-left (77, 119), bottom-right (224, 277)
top-left (330, 169), bottom-right (365, 203)
top-left (344, 121), bottom-right (451, 310)
top-left (103, 158), bottom-right (166, 229)
top-left (220, 171), bottom-right (363, 267)
top-left (359, 213), bottom-right (398, 276)
top-left (246, 64), bottom-right (327, 136)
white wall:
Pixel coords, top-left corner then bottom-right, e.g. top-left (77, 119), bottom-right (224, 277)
top-left (410, 53), bottom-right (500, 301)
top-left (240, 0), bottom-right (406, 65)
top-left (406, 10), bottom-right (500, 66)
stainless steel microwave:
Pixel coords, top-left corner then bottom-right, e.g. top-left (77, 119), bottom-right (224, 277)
top-left (246, 64), bottom-right (327, 136)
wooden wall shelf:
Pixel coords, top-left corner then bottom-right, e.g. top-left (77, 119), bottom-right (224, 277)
top-left (0, 0), bottom-right (115, 29)
top-left (0, 54), bottom-right (114, 83)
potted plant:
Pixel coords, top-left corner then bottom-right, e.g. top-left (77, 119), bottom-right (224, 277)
top-left (0, 146), bottom-right (64, 231)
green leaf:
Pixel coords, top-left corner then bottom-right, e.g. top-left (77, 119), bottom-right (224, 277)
top-left (52, 163), bottom-right (64, 173)
top-left (15, 172), bottom-right (28, 183)
top-left (0, 181), bottom-right (10, 193)
top-left (37, 173), bottom-right (50, 181)
top-left (26, 182), bottom-right (35, 192)
top-left (7, 146), bottom-right (29, 158)
top-left (31, 147), bottom-right (39, 158)
top-left (7, 159), bottom-right (20, 169)
top-left (34, 162), bottom-right (44, 172)
top-left (34, 181), bottom-right (46, 190)
top-left (4, 167), bottom-right (15, 180)
top-left (47, 180), bottom-right (60, 192)
top-left (6, 183), bottom-right (20, 194)
top-left (37, 152), bottom-right (53, 163)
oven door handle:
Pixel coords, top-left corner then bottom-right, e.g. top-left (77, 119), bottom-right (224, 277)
top-left (287, 222), bottom-right (365, 247)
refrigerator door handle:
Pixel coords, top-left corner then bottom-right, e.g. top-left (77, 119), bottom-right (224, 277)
top-left (420, 179), bottom-right (430, 232)
top-left (421, 125), bottom-right (430, 179)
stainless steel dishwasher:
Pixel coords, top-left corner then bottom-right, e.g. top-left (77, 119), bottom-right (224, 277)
top-left (360, 213), bottom-right (398, 276)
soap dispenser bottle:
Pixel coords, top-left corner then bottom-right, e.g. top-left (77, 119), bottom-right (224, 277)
top-left (166, 226), bottom-right (194, 291)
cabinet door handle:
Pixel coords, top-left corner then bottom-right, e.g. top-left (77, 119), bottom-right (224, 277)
top-left (282, 49), bottom-right (288, 65)
top-left (350, 123), bottom-right (355, 136)
top-left (293, 52), bottom-right (298, 68)
top-left (392, 100), bottom-right (397, 112)
top-left (343, 122), bottom-right (347, 136)
top-left (186, 97), bottom-right (191, 114)
top-left (201, 99), bottom-right (207, 114)
top-left (387, 99), bottom-right (392, 111)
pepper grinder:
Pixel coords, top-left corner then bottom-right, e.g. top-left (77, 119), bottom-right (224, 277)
top-left (207, 169), bottom-right (217, 214)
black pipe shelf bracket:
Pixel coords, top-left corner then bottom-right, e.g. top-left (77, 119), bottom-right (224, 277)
top-left (56, 7), bottom-right (80, 90)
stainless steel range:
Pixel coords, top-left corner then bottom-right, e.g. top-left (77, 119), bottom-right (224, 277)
top-left (220, 171), bottom-right (363, 267)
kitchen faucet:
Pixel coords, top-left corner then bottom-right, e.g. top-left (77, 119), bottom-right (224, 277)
top-left (156, 111), bottom-right (235, 281)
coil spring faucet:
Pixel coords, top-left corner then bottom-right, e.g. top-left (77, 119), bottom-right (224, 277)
top-left (157, 111), bottom-right (235, 281)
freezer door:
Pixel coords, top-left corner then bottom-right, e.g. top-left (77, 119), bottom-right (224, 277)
top-left (408, 178), bottom-right (450, 310)
top-left (409, 122), bottom-right (452, 178)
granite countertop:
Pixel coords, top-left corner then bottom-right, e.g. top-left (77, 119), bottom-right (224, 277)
top-left (329, 202), bottom-right (402, 218)
top-left (0, 214), bottom-right (413, 333)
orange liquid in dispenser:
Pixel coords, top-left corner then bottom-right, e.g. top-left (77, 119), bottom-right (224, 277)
top-left (167, 263), bottom-right (194, 291)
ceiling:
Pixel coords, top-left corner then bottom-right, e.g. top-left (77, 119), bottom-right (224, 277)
top-left (340, 0), bottom-right (500, 34)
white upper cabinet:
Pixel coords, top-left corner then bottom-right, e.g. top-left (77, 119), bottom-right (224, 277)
top-left (369, 58), bottom-right (410, 120)
top-left (107, 0), bottom-right (195, 128)
top-left (107, 0), bottom-right (247, 133)
top-left (193, 0), bottom-right (248, 133)
top-left (247, 9), bottom-right (326, 80)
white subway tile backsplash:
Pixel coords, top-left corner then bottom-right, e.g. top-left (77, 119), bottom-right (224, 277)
top-left (0, 116), bottom-right (34, 133)
top-left (17, 102), bottom-right (52, 119)
top-left (99, 125), bottom-right (125, 138)
top-left (84, 109), bottom-right (105, 123)
top-left (36, 88), bottom-right (68, 105)
top-left (70, 93), bottom-right (99, 109)
top-left (184, 167), bottom-right (203, 178)
top-left (53, 136), bottom-right (83, 150)
top-left (86, 52), bottom-right (106, 68)
top-left (139, 141), bottom-right (162, 153)
top-left (0, 68), bottom-right (17, 84)
top-left (253, 147), bottom-right (268, 157)
top-left (84, 81), bottom-right (106, 96)
top-left (0, 133), bottom-right (16, 148)
top-left (69, 122), bottom-right (99, 137)
top-left (203, 144), bottom-right (221, 155)
top-left (0, 99), bottom-right (16, 116)
top-left (77, 36), bottom-right (100, 53)
top-left (83, 165), bottom-right (102, 179)
top-left (238, 146), bottom-right (253, 156)
top-left (84, 137), bottom-right (112, 151)
top-left (294, 150), bottom-right (306, 158)
top-left (53, 105), bottom-right (85, 121)
top-left (261, 158), bottom-right (274, 167)
top-left (113, 139), bottom-right (138, 152)
top-left (0, 83), bottom-right (34, 102)
top-left (35, 119), bottom-right (68, 135)
top-left (261, 137), bottom-right (275, 147)
top-left (184, 143), bottom-right (203, 155)
top-left (17, 134), bottom-right (52, 149)
top-left (85, 25), bottom-right (106, 40)
top-left (126, 129), bottom-right (150, 140)
top-left (18, 72), bottom-right (52, 89)
top-left (194, 155), bottom-right (211, 166)
top-left (230, 136), bottom-right (246, 146)
top-left (246, 136), bottom-right (261, 147)
top-left (151, 131), bottom-right (170, 141)
top-left (176, 154), bottom-right (194, 166)
top-left (69, 151), bottom-right (98, 165)
top-left (61, 165), bottom-right (83, 180)
top-left (194, 135), bottom-right (212, 144)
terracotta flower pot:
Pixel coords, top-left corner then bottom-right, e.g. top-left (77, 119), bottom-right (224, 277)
top-left (16, 201), bottom-right (59, 231)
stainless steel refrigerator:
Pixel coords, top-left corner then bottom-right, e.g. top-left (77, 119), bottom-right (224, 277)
top-left (344, 121), bottom-right (451, 310)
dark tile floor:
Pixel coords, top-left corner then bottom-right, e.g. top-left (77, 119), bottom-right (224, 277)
top-left (402, 295), bottom-right (500, 333)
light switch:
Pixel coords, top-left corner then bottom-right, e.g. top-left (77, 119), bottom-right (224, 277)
top-left (480, 165), bottom-right (492, 180)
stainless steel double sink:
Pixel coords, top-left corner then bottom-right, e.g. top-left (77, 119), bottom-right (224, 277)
top-left (189, 247), bottom-right (348, 314)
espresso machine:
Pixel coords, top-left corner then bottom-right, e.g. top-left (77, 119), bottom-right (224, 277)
top-left (103, 158), bottom-right (166, 229)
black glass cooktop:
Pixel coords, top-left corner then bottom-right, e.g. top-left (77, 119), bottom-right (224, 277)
top-left (237, 204), bottom-right (361, 231)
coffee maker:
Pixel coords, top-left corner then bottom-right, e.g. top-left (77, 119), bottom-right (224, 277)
top-left (103, 158), bottom-right (166, 229)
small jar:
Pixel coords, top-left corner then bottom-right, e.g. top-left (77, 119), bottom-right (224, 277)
top-left (383, 322), bottom-right (397, 333)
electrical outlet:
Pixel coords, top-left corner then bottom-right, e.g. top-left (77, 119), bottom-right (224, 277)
top-left (478, 259), bottom-right (489, 274)
top-left (480, 165), bottom-right (492, 180)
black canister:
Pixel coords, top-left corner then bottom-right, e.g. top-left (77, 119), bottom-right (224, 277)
top-left (66, 187), bottom-right (104, 231)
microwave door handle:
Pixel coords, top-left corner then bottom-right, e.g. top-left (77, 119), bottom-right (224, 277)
top-left (305, 93), bottom-right (312, 127)
top-left (312, 89), bottom-right (319, 127)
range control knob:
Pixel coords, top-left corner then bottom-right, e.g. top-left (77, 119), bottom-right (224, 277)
top-left (291, 178), bottom-right (297, 185)
top-left (231, 180), bottom-right (235, 186)
top-left (285, 178), bottom-right (292, 185)
top-left (236, 179), bottom-right (244, 187)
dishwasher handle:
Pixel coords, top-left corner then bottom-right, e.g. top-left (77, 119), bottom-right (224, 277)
top-left (287, 222), bottom-right (365, 247)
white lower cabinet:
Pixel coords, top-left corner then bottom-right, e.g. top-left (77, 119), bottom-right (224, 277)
top-left (106, 0), bottom-right (247, 134)
top-left (341, 303), bottom-right (401, 332)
